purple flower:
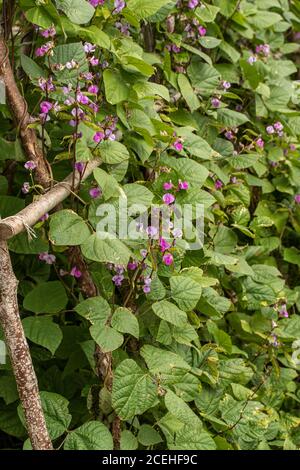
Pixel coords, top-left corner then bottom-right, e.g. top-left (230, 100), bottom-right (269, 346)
top-left (40, 26), bottom-right (56, 38)
top-left (162, 252), bottom-right (174, 266)
top-left (70, 266), bottom-right (82, 278)
top-left (22, 182), bottom-right (30, 194)
top-left (278, 304), bottom-right (289, 318)
top-left (24, 160), bottom-right (37, 171)
top-left (172, 228), bottom-right (183, 238)
top-left (290, 144), bottom-right (296, 151)
top-left (178, 180), bottom-right (189, 190)
top-left (75, 162), bottom-right (85, 173)
top-left (115, 21), bottom-right (130, 35)
top-left (39, 213), bottom-right (49, 222)
top-left (173, 140), bottom-right (183, 152)
top-left (140, 249), bottom-right (148, 259)
top-left (66, 60), bottom-right (77, 69)
top-left (113, 0), bottom-right (126, 14)
top-left (93, 131), bottom-right (105, 143)
top-left (35, 42), bottom-right (54, 57)
top-left (198, 25), bottom-right (207, 36)
top-left (88, 84), bottom-right (99, 94)
top-left (127, 261), bottom-right (138, 270)
top-left (295, 194), bottom-right (300, 204)
top-left (40, 101), bottom-right (52, 114)
top-left (89, 56), bottom-right (99, 66)
top-left (274, 121), bottom-right (283, 132)
top-left (211, 98), bottom-right (220, 108)
top-left (266, 125), bottom-right (275, 135)
top-left (143, 285), bottom-right (151, 294)
top-left (163, 181), bottom-right (173, 190)
top-left (39, 252), bottom-right (56, 264)
top-left (188, 0), bottom-right (198, 8)
top-left (270, 334), bottom-right (279, 348)
top-left (256, 44), bottom-right (270, 56)
top-left (83, 72), bottom-right (94, 80)
top-left (247, 55), bottom-right (257, 65)
top-left (84, 42), bottom-right (96, 53)
top-left (38, 77), bottom-right (55, 93)
top-left (225, 131), bottom-right (234, 140)
top-left (230, 176), bottom-right (237, 184)
top-left (162, 193), bottom-right (175, 205)
top-left (89, 102), bottom-right (99, 113)
top-left (77, 92), bottom-right (89, 105)
top-left (256, 137), bottom-right (264, 149)
top-left (215, 179), bottom-right (223, 190)
top-left (146, 226), bottom-right (158, 237)
top-left (115, 265), bottom-right (125, 274)
top-left (89, 187), bottom-right (102, 198)
top-left (222, 81), bottom-right (231, 90)
top-left (112, 274), bottom-right (124, 287)
top-left (89, 0), bottom-right (105, 6)
top-left (172, 44), bottom-right (181, 53)
top-left (160, 237), bottom-right (171, 253)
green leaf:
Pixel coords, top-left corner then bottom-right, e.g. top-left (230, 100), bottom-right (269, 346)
top-left (152, 300), bottom-right (187, 326)
top-left (173, 425), bottom-right (216, 450)
top-left (199, 36), bottom-right (221, 49)
top-left (55, 0), bottom-right (95, 25)
top-left (120, 430), bottom-right (139, 450)
top-left (103, 69), bottom-right (130, 104)
top-left (133, 82), bottom-right (170, 101)
top-left (216, 108), bottom-right (249, 127)
top-left (177, 74), bottom-right (200, 112)
top-left (111, 307), bottom-right (139, 339)
top-left (126, 0), bottom-right (176, 20)
top-left (81, 235), bottom-right (132, 265)
top-left (49, 210), bottom-right (90, 246)
top-left (160, 156), bottom-right (209, 188)
top-left (22, 317), bottom-right (63, 355)
top-left (112, 359), bottom-right (157, 420)
top-left (187, 60), bottom-right (220, 96)
top-left (99, 140), bottom-right (130, 164)
top-left (164, 390), bottom-right (202, 427)
top-left (23, 281), bottom-right (68, 314)
top-left (141, 345), bottom-right (191, 374)
top-left (138, 425), bottom-right (162, 446)
top-left (74, 296), bottom-right (111, 326)
top-left (170, 275), bottom-right (202, 310)
top-left (90, 325), bottom-right (124, 353)
top-left (64, 421), bottom-right (113, 450)
top-left (0, 376), bottom-right (18, 405)
top-left (93, 168), bottom-right (120, 200)
top-left (21, 54), bottom-right (46, 80)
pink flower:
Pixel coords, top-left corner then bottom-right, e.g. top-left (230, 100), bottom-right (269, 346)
top-left (247, 55), bottom-right (257, 65)
top-left (173, 140), bottom-right (183, 151)
top-left (256, 44), bottom-right (270, 56)
top-left (89, 187), bottom-right (102, 198)
top-left (22, 182), bottom-right (30, 194)
top-left (89, 56), bottom-right (99, 66)
top-left (163, 181), bottom-right (173, 190)
top-left (39, 213), bottom-right (49, 222)
top-left (222, 81), bottom-right (231, 90)
top-left (77, 93), bottom-right (89, 105)
top-left (70, 266), bottom-right (82, 278)
top-left (215, 179), bottom-right (223, 190)
top-left (266, 125), bottom-right (275, 135)
top-left (160, 237), bottom-right (171, 253)
top-left (274, 121), bottom-right (283, 132)
top-left (198, 25), bottom-right (207, 36)
top-left (188, 0), bottom-right (198, 8)
top-left (162, 193), bottom-right (175, 205)
top-left (89, 0), bottom-right (105, 6)
top-left (75, 162), bottom-right (85, 173)
top-left (24, 160), bottom-right (37, 171)
top-left (178, 180), bottom-right (189, 190)
top-left (93, 131), bottom-right (105, 143)
top-left (40, 26), bottom-right (56, 38)
top-left (39, 252), bottom-right (56, 264)
top-left (88, 85), bottom-right (99, 94)
top-left (278, 304), bottom-right (289, 318)
top-left (127, 261), bottom-right (138, 270)
top-left (211, 98), bottom-right (220, 108)
top-left (256, 137), bottom-right (264, 149)
top-left (162, 252), bottom-right (174, 266)
top-left (295, 194), bottom-right (300, 204)
top-left (40, 101), bottom-right (52, 114)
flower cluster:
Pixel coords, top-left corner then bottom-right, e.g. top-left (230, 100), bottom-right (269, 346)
top-left (39, 252), bottom-right (56, 264)
top-left (255, 44), bottom-right (270, 57)
top-left (266, 121), bottom-right (284, 137)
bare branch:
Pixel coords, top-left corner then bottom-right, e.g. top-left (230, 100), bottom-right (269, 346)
top-left (0, 158), bottom-right (101, 240)
top-left (0, 240), bottom-right (53, 449)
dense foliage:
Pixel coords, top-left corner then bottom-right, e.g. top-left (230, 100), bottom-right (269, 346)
top-left (1, 0), bottom-right (300, 451)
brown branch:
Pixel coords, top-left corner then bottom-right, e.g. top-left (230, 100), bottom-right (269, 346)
top-left (0, 35), bottom-right (51, 188)
top-left (0, 240), bottom-right (53, 449)
top-left (0, 158), bottom-right (101, 240)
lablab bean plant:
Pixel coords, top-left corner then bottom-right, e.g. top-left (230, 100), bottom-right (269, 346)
top-left (1, 0), bottom-right (300, 451)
